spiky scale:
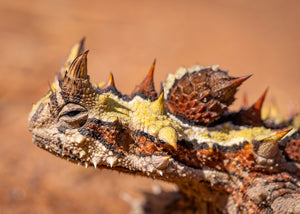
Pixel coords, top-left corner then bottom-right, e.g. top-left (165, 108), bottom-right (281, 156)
top-left (103, 73), bottom-right (115, 89)
top-left (255, 129), bottom-right (290, 159)
top-left (233, 89), bottom-right (268, 127)
top-left (67, 50), bottom-right (89, 79)
top-left (61, 37), bottom-right (85, 74)
top-left (164, 67), bottom-right (251, 124)
top-left (131, 59), bottom-right (158, 101)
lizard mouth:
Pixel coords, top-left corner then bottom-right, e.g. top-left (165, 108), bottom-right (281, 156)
top-left (32, 135), bottom-right (87, 164)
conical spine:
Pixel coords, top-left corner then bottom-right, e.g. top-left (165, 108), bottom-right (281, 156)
top-left (131, 59), bottom-right (157, 101)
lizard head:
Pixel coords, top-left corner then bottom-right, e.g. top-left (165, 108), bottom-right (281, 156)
top-left (28, 39), bottom-right (182, 173)
top-left (28, 49), bottom-right (100, 166)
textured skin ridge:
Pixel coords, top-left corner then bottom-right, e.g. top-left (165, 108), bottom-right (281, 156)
top-left (28, 39), bottom-right (300, 214)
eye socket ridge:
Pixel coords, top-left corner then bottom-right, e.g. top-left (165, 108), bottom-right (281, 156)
top-left (58, 103), bottom-right (87, 117)
top-left (58, 103), bottom-right (88, 129)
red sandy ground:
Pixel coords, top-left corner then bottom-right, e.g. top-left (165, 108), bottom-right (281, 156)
top-left (0, 0), bottom-right (299, 213)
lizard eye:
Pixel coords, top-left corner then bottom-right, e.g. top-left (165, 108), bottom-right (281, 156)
top-left (58, 103), bottom-right (88, 129)
top-left (62, 110), bottom-right (82, 117)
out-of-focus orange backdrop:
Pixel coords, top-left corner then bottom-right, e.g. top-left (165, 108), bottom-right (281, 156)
top-left (0, 0), bottom-right (299, 213)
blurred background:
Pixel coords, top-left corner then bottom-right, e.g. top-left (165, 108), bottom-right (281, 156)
top-left (0, 0), bottom-right (299, 213)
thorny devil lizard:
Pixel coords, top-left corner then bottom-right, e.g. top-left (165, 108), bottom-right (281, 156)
top-left (28, 38), bottom-right (300, 214)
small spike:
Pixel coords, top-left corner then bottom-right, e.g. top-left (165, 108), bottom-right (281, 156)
top-left (275, 128), bottom-right (292, 140)
top-left (67, 50), bottom-right (89, 79)
top-left (150, 91), bottom-right (165, 115)
top-left (104, 73), bottom-right (115, 88)
top-left (253, 88), bottom-right (268, 113)
top-left (131, 59), bottom-right (157, 100)
top-left (93, 161), bottom-right (98, 168)
top-left (236, 88), bottom-right (268, 126)
top-left (101, 73), bottom-right (121, 96)
top-left (152, 155), bottom-right (170, 170)
top-left (149, 58), bottom-right (156, 77)
top-left (255, 129), bottom-right (291, 159)
top-left (107, 156), bottom-right (117, 168)
top-left (79, 150), bottom-right (86, 158)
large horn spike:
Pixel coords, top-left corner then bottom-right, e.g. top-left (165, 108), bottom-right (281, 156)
top-left (59, 50), bottom-right (93, 103)
top-left (150, 91), bottom-right (165, 115)
top-left (131, 59), bottom-right (158, 101)
top-left (67, 50), bottom-right (89, 79)
top-left (61, 38), bottom-right (86, 74)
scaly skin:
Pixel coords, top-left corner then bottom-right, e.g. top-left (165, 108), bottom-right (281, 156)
top-left (28, 39), bottom-right (300, 214)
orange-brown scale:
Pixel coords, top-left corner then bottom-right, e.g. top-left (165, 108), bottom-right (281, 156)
top-left (223, 143), bottom-right (255, 174)
top-left (284, 135), bottom-right (300, 162)
top-left (130, 132), bottom-right (173, 156)
top-left (171, 141), bottom-right (255, 172)
top-left (196, 148), bottom-right (226, 170)
top-left (173, 144), bottom-right (200, 168)
top-left (79, 119), bottom-right (129, 156)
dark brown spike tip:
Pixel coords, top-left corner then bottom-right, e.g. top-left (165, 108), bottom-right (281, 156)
top-left (253, 88), bottom-right (268, 112)
top-left (235, 88), bottom-right (268, 126)
top-left (231, 74), bottom-right (253, 87)
top-left (61, 38), bottom-right (86, 75)
top-left (67, 50), bottom-right (89, 79)
top-left (213, 74), bottom-right (252, 106)
top-left (78, 37), bottom-right (86, 54)
top-left (131, 59), bottom-right (158, 101)
top-left (216, 74), bottom-right (252, 93)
